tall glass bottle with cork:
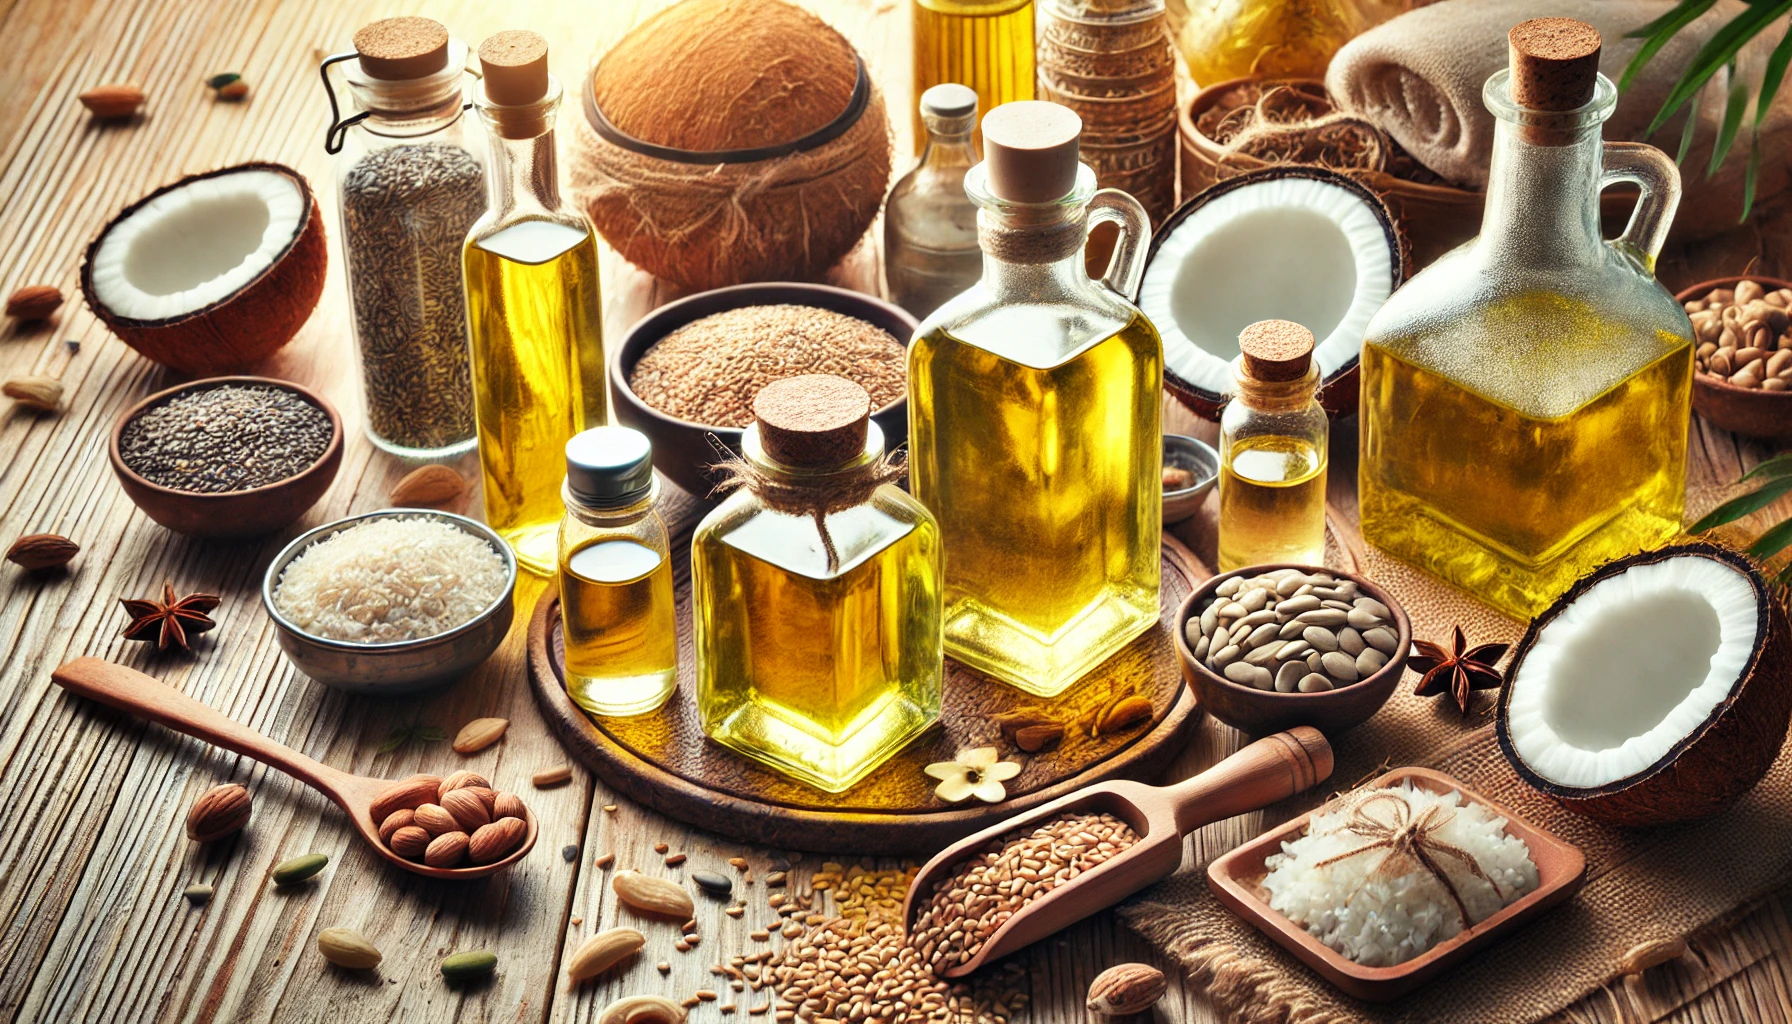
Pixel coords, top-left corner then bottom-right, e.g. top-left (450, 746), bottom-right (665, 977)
top-left (885, 84), bottom-right (982, 319)
top-left (558, 426), bottom-right (677, 718)
top-left (912, 0), bottom-right (1035, 153)
top-left (464, 30), bottom-right (608, 576)
top-left (909, 100), bottom-right (1162, 698)
top-left (1359, 18), bottom-right (1693, 618)
top-left (1219, 320), bottom-right (1327, 571)
top-left (323, 17), bottom-right (484, 458)
top-left (692, 375), bottom-right (943, 794)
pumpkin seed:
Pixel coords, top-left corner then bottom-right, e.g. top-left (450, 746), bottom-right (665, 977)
top-left (272, 853), bottom-right (328, 886)
top-left (441, 949), bottom-right (498, 983)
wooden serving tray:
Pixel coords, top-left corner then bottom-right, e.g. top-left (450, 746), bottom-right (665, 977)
top-left (526, 532), bottom-right (1206, 854)
top-left (1207, 766), bottom-right (1588, 1002)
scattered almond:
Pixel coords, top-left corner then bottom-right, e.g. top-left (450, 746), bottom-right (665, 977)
top-left (468, 817), bottom-right (528, 863)
top-left (1086, 963), bottom-right (1167, 1016)
top-left (390, 464), bottom-right (466, 507)
top-left (1014, 723), bottom-right (1064, 753)
top-left (185, 783), bottom-right (252, 842)
top-left (206, 73), bottom-right (249, 101)
top-left (4, 376), bottom-right (62, 411)
top-left (317, 927), bottom-right (382, 970)
top-left (612, 869), bottom-right (696, 919)
top-left (567, 926), bottom-right (646, 983)
top-left (598, 995), bottom-right (686, 1024)
top-left (533, 764), bottom-right (572, 788)
top-left (5, 285), bottom-right (62, 320)
top-left (370, 774), bottom-right (442, 821)
top-left (424, 830), bottom-right (470, 868)
top-left (79, 83), bottom-right (144, 118)
top-left (1097, 695), bottom-right (1153, 734)
top-left (6, 533), bottom-right (78, 571)
top-left (453, 717), bottom-right (507, 754)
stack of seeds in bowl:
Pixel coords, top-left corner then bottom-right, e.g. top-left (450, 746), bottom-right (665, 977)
top-left (1186, 568), bottom-right (1398, 693)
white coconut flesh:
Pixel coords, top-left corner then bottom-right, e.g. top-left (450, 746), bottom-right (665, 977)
top-left (87, 169), bottom-right (304, 323)
top-left (1505, 556), bottom-right (1759, 791)
top-left (1138, 174), bottom-right (1394, 397)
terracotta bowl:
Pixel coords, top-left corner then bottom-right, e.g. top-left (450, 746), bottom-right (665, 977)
top-left (1208, 766), bottom-right (1588, 1001)
top-left (109, 376), bottom-right (343, 539)
top-left (609, 283), bottom-right (917, 498)
top-left (1173, 563), bottom-right (1411, 735)
top-left (1678, 275), bottom-right (1792, 438)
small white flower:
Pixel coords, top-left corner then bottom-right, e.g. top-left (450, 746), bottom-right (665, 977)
top-left (925, 747), bottom-right (1022, 804)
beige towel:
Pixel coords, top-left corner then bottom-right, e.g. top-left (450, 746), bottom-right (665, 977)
top-left (1325, 0), bottom-right (1792, 237)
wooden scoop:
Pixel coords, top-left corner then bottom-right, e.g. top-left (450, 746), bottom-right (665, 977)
top-left (903, 727), bottom-right (1332, 976)
top-left (52, 657), bottom-right (536, 880)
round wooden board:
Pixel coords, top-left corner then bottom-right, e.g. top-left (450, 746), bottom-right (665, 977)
top-left (527, 535), bottom-right (1207, 854)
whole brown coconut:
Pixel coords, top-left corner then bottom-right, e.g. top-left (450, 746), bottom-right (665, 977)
top-left (80, 162), bottom-right (326, 375)
top-left (569, 0), bottom-right (891, 292)
top-left (1496, 543), bottom-right (1792, 827)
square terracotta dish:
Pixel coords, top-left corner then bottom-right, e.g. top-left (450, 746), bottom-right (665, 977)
top-left (1207, 766), bottom-right (1586, 1002)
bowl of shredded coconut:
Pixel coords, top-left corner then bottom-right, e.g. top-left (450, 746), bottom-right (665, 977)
top-left (263, 510), bottom-right (516, 692)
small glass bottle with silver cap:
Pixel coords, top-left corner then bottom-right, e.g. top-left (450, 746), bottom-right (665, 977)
top-left (557, 426), bottom-right (677, 718)
top-left (884, 83), bottom-right (982, 319)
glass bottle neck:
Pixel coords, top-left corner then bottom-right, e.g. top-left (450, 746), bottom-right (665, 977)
top-left (967, 163), bottom-right (1101, 302)
top-left (563, 481), bottom-right (658, 528)
top-left (1230, 364), bottom-right (1320, 413)
top-left (918, 130), bottom-right (977, 172)
top-left (475, 83), bottom-right (565, 221)
top-left (1477, 119), bottom-right (1605, 266)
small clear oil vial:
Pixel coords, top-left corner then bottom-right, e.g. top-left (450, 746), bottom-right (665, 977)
top-left (692, 374), bottom-right (943, 793)
top-left (558, 426), bottom-right (677, 717)
top-left (1218, 320), bottom-right (1328, 571)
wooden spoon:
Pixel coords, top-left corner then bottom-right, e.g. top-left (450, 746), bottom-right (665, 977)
top-left (903, 726), bottom-right (1332, 977)
top-left (52, 657), bottom-right (536, 880)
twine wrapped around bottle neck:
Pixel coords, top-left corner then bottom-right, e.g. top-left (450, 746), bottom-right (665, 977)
top-left (978, 208), bottom-right (1087, 265)
top-left (706, 434), bottom-right (908, 571)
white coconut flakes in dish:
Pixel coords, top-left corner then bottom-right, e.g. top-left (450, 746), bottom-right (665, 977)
top-left (273, 516), bottom-right (507, 644)
top-left (1261, 782), bottom-right (1539, 966)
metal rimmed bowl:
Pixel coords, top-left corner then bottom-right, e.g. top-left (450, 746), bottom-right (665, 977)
top-left (262, 510), bottom-right (517, 694)
top-left (1164, 433), bottom-right (1219, 524)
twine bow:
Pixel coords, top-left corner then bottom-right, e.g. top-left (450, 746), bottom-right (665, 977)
top-left (706, 435), bottom-right (907, 572)
top-left (1312, 792), bottom-right (1505, 928)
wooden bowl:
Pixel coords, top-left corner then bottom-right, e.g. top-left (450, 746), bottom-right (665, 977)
top-left (609, 283), bottom-right (916, 497)
top-left (1174, 563), bottom-right (1411, 735)
top-left (109, 376), bottom-right (343, 539)
top-left (1678, 276), bottom-right (1792, 438)
top-left (1208, 766), bottom-right (1588, 1001)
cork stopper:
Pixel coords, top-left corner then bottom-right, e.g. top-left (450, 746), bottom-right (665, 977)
top-left (1239, 320), bottom-right (1315, 382)
top-left (753, 375), bottom-right (871, 468)
top-left (479, 30), bottom-right (550, 106)
top-left (982, 101), bottom-right (1082, 203)
top-left (354, 17), bottom-right (450, 81)
top-left (1509, 18), bottom-right (1602, 112)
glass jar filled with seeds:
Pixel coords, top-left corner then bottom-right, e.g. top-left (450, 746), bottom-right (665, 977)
top-left (322, 17), bottom-right (486, 457)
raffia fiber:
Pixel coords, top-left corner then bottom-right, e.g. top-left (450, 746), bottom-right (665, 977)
top-left (707, 437), bottom-right (906, 571)
top-left (1122, 486), bottom-right (1792, 1024)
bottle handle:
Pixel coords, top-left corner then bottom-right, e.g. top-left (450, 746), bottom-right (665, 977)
top-left (1600, 141), bottom-right (1681, 274)
top-left (1086, 188), bottom-right (1153, 301)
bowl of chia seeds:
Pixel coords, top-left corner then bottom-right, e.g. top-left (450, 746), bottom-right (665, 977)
top-left (110, 376), bottom-right (343, 538)
top-left (612, 283), bottom-right (918, 496)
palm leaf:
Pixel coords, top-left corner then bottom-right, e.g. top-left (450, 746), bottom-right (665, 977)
top-left (1709, 63), bottom-right (1750, 176)
top-left (1677, 90), bottom-right (1703, 164)
top-left (1623, 0), bottom-right (1721, 89)
top-left (1688, 475), bottom-right (1792, 533)
top-left (1758, 20), bottom-right (1792, 126)
top-left (1749, 515), bottom-right (1792, 561)
top-left (1740, 451), bottom-right (1792, 482)
top-left (1647, 0), bottom-right (1792, 136)
top-left (1743, 133), bottom-right (1763, 220)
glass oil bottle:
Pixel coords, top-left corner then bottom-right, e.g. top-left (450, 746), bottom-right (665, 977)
top-left (558, 426), bottom-right (677, 718)
top-left (885, 84), bottom-right (982, 320)
top-left (1359, 19), bottom-right (1693, 619)
top-left (909, 101), bottom-right (1162, 698)
top-left (1218, 321), bottom-right (1328, 570)
top-left (463, 31), bottom-right (608, 576)
top-left (912, 0), bottom-right (1035, 154)
top-left (692, 375), bottom-right (942, 793)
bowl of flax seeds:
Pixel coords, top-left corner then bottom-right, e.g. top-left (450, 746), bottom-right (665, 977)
top-left (612, 283), bottom-right (917, 496)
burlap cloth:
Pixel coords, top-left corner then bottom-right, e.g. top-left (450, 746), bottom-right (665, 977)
top-left (1121, 497), bottom-right (1792, 1024)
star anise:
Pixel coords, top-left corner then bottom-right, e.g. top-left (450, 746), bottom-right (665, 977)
top-left (1409, 625), bottom-right (1507, 715)
top-left (119, 583), bottom-right (220, 651)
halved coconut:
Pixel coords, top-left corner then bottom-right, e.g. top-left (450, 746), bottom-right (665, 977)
top-left (1497, 543), bottom-right (1792, 826)
top-left (81, 162), bottom-right (326, 375)
top-left (1138, 167), bottom-right (1404, 419)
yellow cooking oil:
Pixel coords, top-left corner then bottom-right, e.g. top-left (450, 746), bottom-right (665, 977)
top-left (692, 499), bottom-right (943, 793)
top-left (908, 310), bottom-right (1162, 697)
top-left (561, 539), bottom-right (677, 718)
top-left (1359, 292), bottom-right (1693, 619)
top-left (1219, 435), bottom-right (1327, 571)
top-left (464, 218), bottom-right (607, 576)
top-left (912, 0), bottom-right (1035, 153)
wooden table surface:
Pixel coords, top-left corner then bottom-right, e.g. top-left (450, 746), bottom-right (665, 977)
top-left (4, 0), bottom-right (1792, 1022)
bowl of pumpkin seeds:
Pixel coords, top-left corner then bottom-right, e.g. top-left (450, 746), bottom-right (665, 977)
top-left (1175, 564), bottom-right (1411, 734)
